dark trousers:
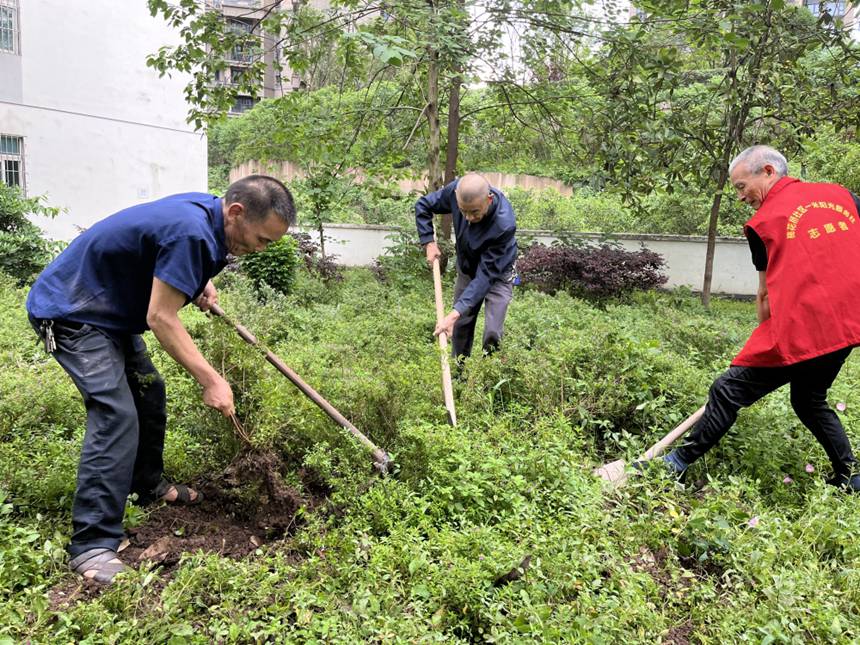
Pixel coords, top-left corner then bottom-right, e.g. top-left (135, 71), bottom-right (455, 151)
top-left (676, 347), bottom-right (858, 477)
top-left (452, 272), bottom-right (513, 359)
top-left (31, 318), bottom-right (166, 557)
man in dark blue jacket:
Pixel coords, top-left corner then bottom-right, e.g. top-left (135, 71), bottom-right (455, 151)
top-left (27, 175), bottom-right (295, 583)
top-left (416, 173), bottom-right (518, 358)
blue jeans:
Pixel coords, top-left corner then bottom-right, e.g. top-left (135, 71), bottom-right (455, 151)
top-left (31, 317), bottom-right (166, 557)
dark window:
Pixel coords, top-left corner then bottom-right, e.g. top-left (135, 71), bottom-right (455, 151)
top-left (0, 134), bottom-right (24, 189)
top-left (228, 19), bottom-right (255, 63)
top-left (231, 96), bottom-right (257, 114)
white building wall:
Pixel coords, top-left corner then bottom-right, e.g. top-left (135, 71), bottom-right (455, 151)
top-left (0, 0), bottom-right (207, 240)
top-left (299, 224), bottom-right (760, 296)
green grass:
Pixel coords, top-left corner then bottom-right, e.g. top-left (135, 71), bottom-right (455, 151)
top-left (2, 269), bottom-right (860, 643)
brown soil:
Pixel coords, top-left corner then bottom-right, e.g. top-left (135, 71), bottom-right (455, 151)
top-left (664, 620), bottom-right (694, 644)
top-left (48, 448), bottom-right (319, 611)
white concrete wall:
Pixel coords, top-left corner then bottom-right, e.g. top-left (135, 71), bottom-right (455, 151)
top-left (298, 223), bottom-right (760, 296)
top-left (0, 0), bottom-right (207, 240)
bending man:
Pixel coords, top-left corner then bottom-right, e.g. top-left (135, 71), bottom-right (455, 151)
top-left (661, 146), bottom-right (860, 492)
top-left (26, 175), bottom-right (296, 582)
top-left (416, 173), bottom-right (518, 358)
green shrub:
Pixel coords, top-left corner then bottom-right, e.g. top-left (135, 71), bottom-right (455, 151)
top-left (239, 235), bottom-right (300, 297)
top-left (0, 185), bottom-right (61, 285)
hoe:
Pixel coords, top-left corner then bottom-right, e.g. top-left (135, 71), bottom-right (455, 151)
top-left (594, 405), bottom-right (706, 488)
top-left (209, 304), bottom-right (392, 475)
top-left (432, 257), bottom-right (458, 426)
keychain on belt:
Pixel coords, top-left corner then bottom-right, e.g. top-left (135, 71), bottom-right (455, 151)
top-left (40, 320), bottom-right (56, 353)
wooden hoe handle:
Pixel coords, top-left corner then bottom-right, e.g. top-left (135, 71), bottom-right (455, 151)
top-left (208, 303), bottom-right (391, 473)
top-left (432, 258), bottom-right (458, 426)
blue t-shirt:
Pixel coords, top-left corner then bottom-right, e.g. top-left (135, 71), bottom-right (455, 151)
top-left (27, 192), bottom-right (229, 334)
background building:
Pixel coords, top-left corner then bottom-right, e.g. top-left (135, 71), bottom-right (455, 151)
top-left (797, 0), bottom-right (860, 36)
top-left (208, 0), bottom-right (331, 115)
top-left (0, 0), bottom-right (207, 240)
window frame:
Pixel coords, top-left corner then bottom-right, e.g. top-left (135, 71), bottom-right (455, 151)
top-left (0, 134), bottom-right (25, 193)
top-left (0, 0), bottom-right (20, 55)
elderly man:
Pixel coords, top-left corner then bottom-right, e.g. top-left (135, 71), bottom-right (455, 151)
top-left (658, 145), bottom-right (860, 492)
top-left (416, 173), bottom-right (518, 359)
top-left (27, 175), bottom-right (296, 582)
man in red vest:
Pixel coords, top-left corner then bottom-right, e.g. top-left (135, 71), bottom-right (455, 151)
top-left (660, 145), bottom-right (860, 492)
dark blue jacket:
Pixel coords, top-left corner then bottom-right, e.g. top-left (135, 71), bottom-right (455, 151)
top-left (416, 179), bottom-right (517, 314)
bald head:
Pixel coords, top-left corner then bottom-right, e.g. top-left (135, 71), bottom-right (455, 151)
top-left (455, 173), bottom-right (494, 223)
top-left (456, 173), bottom-right (491, 202)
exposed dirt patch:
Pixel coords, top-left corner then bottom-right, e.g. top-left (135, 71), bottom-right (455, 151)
top-left (48, 451), bottom-right (322, 611)
top-left (630, 545), bottom-right (673, 591)
top-left (664, 620), bottom-right (693, 644)
top-left (47, 578), bottom-right (105, 611)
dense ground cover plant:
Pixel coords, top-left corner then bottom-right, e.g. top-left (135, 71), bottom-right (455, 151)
top-left (238, 235), bottom-right (300, 297)
top-left (2, 265), bottom-right (860, 642)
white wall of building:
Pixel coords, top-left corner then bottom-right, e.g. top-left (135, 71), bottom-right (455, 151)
top-left (0, 0), bottom-right (207, 240)
top-left (298, 223), bottom-right (760, 296)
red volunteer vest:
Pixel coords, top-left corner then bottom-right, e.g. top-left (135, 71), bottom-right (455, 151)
top-left (733, 177), bottom-right (860, 367)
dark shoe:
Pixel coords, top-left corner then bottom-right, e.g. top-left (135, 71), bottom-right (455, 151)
top-left (69, 548), bottom-right (128, 584)
top-left (152, 478), bottom-right (203, 506)
top-left (631, 451), bottom-right (688, 482)
top-left (826, 473), bottom-right (860, 493)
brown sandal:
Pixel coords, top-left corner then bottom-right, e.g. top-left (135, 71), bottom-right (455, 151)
top-left (69, 548), bottom-right (128, 584)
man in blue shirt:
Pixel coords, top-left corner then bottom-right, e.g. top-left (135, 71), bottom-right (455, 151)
top-left (416, 173), bottom-right (518, 358)
top-left (26, 175), bottom-right (295, 583)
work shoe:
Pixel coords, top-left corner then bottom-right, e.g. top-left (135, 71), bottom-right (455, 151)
top-left (826, 473), bottom-right (860, 493)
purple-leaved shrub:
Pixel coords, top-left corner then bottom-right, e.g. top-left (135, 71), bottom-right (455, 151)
top-left (518, 242), bottom-right (667, 299)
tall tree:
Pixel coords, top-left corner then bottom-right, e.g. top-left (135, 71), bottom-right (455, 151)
top-left (587, 0), bottom-right (859, 304)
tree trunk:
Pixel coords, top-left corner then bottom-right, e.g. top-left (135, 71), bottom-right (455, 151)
top-left (444, 75), bottom-right (461, 184)
top-left (426, 51), bottom-right (443, 192)
top-left (701, 164), bottom-right (728, 307)
top-left (437, 73), bottom-right (461, 273)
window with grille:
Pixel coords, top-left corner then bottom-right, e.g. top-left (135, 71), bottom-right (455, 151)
top-left (0, 0), bottom-right (19, 54)
top-left (231, 95), bottom-right (257, 114)
top-left (0, 135), bottom-right (24, 190)
top-left (228, 19), bottom-right (255, 63)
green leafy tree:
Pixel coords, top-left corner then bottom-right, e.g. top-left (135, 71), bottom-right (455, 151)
top-left (587, 0), bottom-right (860, 304)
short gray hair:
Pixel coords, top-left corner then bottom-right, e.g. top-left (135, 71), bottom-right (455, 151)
top-left (225, 175), bottom-right (297, 226)
top-left (729, 145), bottom-right (788, 177)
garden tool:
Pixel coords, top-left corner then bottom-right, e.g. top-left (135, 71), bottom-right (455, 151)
top-left (593, 404), bottom-right (706, 488)
top-left (209, 304), bottom-right (391, 475)
top-left (432, 257), bottom-right (458, 426)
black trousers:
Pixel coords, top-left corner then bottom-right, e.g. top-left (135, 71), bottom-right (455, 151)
top-left (676, 347), bottom-right (858, 477)
top-left (31, 318), bottom-right (166, 558)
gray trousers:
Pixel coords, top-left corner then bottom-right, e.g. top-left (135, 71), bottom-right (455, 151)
top-left (452, 271), bottom-right (513, 358)
top-left (30, 317), bottom-right (167, 558)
